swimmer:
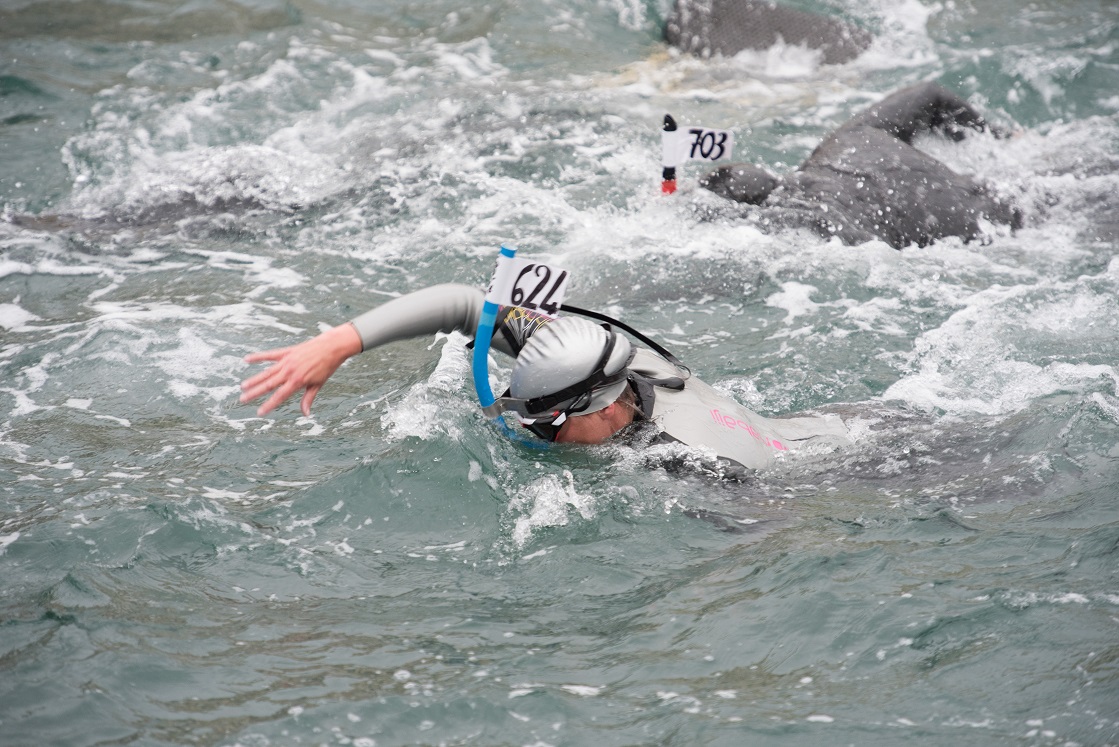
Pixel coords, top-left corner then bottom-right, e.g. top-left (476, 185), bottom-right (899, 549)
top-left (665, 0), bottom-right (872, 65)
top-left (699, 82), bottom-right (1024, 248)
top-left (240, 284), bottom-right (849, 475)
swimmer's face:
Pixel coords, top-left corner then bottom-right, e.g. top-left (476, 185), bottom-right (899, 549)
top-left (552, 408), bottom-right (618, 445)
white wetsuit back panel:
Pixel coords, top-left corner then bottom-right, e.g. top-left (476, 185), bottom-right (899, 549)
top-left (631, 349), bottom-right (850, 471)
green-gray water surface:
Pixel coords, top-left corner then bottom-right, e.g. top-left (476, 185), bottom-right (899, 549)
top-left (2, 0), bottom-right (1118, 745)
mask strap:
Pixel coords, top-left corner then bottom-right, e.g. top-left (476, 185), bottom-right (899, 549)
top-left (518, 328), bottom-right (628, 415)
top-left (559, 303), bottom-right (690, 377)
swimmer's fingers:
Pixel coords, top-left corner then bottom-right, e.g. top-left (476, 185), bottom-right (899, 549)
top-left (238, 324), bottom-right (362, 416)
top-left (240, 347), bottom-right (297, 399)
top-left (256, 378), bottom-right (304, 417)
top-left (240, 360), bottom-right (287, 397)
top-left (244, 346), bottom-right (292, 365)
top-left (239, 368), bottom-right (285, 405)
top-left (300, 385), bottom-right (321, 417)
top-left (239, 349), bottom-right (300, 401)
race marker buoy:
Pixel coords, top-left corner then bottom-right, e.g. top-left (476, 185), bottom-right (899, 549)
top-left (662, 115), bottom-right (677, 194)
top-left (660, 115), bottom-right (735, 194)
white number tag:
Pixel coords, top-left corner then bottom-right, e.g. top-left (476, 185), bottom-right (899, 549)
top-left (662, 127), bottom-right (735, 167)
top-left (485, 254), bottom-right (570, 318)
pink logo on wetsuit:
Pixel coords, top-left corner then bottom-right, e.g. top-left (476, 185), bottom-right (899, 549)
top-left (710, 409), bottom-right (787, 451)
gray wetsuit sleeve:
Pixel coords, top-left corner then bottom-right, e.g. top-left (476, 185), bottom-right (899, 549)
top-left (839, 82), bottom-right (1002, 143)
top-left (349, 283), bottom-right (485, 352)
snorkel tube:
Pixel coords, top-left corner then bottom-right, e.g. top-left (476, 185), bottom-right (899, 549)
top-left (472, 244), bottom-right (516, 410)
top-left (472, 245), bottom-right (550, 447)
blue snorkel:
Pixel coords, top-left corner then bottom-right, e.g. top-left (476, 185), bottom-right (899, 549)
top-left (472, 245), bottom-right (550, 447)
top-left (472, 245), bottom-right (515, 411)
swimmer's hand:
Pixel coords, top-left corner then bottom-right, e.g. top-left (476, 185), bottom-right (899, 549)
top-left (240, 323), bottom-right (363, 417)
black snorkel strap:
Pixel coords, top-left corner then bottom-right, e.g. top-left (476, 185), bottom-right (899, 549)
top-left (483, 325), bottom-right (637, 421)
top-left (559, 304), bottom-right (690, 376)
top-left (515, 326), bottom-right (626, 416)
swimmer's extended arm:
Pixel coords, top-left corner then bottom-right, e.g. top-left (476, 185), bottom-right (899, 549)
top-left (350, 283), bottom-right (548, 358)
top-left (349, 283), bottom-right (484, 351)
top-left (842, 82), bottom-right (1008, 143)
top-left (241, 284), bottom-right (500, 417)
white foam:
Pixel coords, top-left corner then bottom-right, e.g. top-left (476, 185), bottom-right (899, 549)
top-left (432, 37), bottom-right (507, 82)
top-left (0, 531), bottom-right (19, 555)
top-left (0, 257), bottom-right (112, 281)
top-left (380, 333), bottom-right (472, 441)
top-left (511, 470), bottom-right (597, 548)
top-left (840, 297), bottom-right (908, 337)
top-left (62, 48), bottom-right (379, 219)
top-left (0, 302), bottom-right (39, 330)
top-left (3, 389), bottom-right (45, 418)
top-left (152, 327), bottom-right (230, 381)
top-left (509, 684), bottom-right (545, 699)
top-left (882, 279), bottom-right (1119, 415)
top-left (182, 249), bottom-right (307, 293)
top-left (853, 0), bottom-right (938, 71)
top-left (560, 684), bottom-right (602, 697)
top-left (766, 281), bottom-right (820, 323)
top-left (595, 42), bottom-right (867, 115)
top-left (731, 43), bottom-right (823, 79)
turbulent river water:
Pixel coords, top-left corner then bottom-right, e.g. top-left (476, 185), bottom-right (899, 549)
top-left (2, 1), bottom-right (1118, 745)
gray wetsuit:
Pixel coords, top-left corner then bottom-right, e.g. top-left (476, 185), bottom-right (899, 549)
top-left (665, 0), bottom-right (872, 65)
top-left (350, 284), bottom-right (849, 473)
top-left (701, 83), bottom-right (1024, 248)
